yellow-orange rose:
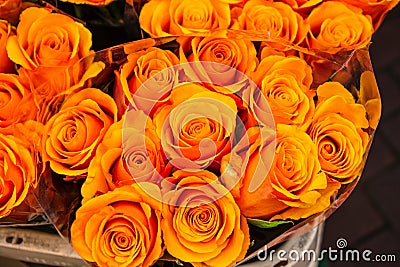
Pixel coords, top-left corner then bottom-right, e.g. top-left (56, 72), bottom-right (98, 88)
top-left (17, 64), bottom-right (82, 97)
top-left (278, 0), bottom-right (322, 10)
top-left (258, 43), bottom-right (289, 59)
top-left (82, 111), bottom-right (166, 204)
top-left (235, 0), bottom-right (308, 47)
top-left (7, 7), bottom-right (92, 70)
top-left (60, 0), bottom-right (115, 6)
top-left (41, 88), bottom-right (117, 179)
top-left (161, 170), bottom-right (250, 267)
top-left (359, 70), bottom-right (381, 129)
top-left (6, 7), bottom-right (92, 97)
top-left (224, 124), bottom-right (341, 220)
top-left (220, 126), bottom-right (275, 198)
top-left (309, 82), bottom-right (369, 184)
top-left (114, 47), bottom-right (179, 117)
top-left (306, 1), bottom-right (374, 53)
top-left (71, 183), bottom-right (163, 267)
top-left (0, 20), bottom-right (14, 73)
top-left (153, 83), bottom-right (237, 171)
top-left (337, 0), bottom-right (399, 30)
top-left (251, 55), bottom-right (315, 129)
top-left (0, 0), bottom-right (21, 24)
top-left (0, 73), bottom-right (37, 129)
top-left (19, 60), bottom-right (106, 124)
top-left (219, 0), bottom-right (247, 4)
top-left (139, 0), bottom-right (231, 37)
top-left (0, 133), bottom-right (35, 218)
top-left (177, 34), bottom-right (258, 88)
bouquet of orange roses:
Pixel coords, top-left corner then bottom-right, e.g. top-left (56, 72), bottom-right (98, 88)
top-left (0, 0), bottom-right (398, 266)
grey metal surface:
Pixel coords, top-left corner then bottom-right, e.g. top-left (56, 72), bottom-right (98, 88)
top-left (0, 227), bottom-right (87, 267)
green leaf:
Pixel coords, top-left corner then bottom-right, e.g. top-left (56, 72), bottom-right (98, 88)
top-left (247, 218), bottom-right (293, 229)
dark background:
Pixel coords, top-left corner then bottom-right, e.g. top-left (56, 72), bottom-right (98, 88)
top-left (321, 4), bottom-right (400, 267)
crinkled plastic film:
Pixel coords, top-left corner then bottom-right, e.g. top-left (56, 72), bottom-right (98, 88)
top-left (29, 30), bottom-right (380, 265)
top-left (0, 99), bottom-right (48, 227)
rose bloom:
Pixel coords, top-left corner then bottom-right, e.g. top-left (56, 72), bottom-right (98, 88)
top-left (114, 47), bottom-right (179, 117)
top-left (258, 42), bottom-right (292, 60)
top-left (306, 1), bottom-right (374, 53)
top-left (309, 82), bottom-right (369, 184)
top-left (223, 124), bottom-right (341, 220)
top-left (59, 0), bottom-right (115, 6)
top-left (153, 83), bottom-right (237, 171)
top-left (161, 170), bottom-right (250, 267)
top-left (220, 0), bottom-right (248, 4)
top-left (278, 0), bottom-right (322, 11)
top-left (0, 133), bottom-right (36, 218)
top-left (359, 70), bottom-right (381, 130)
top-left (234, 0), bottom-right (308, 48)
top-left (0, 20), bottom-right (14, 73)
top-left (0, 0), bottom-right (21, 24)
top-left (41, 88), bottom-right (117, 179)
top-left (251, 55), bottom-right (315, 130)
top-left (220, 126), bottom-right (275, 197)
top-left (7, 7), bottom-right (92, 70)
top-left (139, 0), bottom-right (231, 37)
top-left (178, 34), bottom-right (258, 88)
top-left (21, 60), bottom-right (106, 124)
top-left (338, 0), bottom-right (399, 30)
top-left (17, 63), bottom-right (87, 99)
top-left (81, 111), bottom-right (166, 204)
top-left (71, 183), bottom-right (163, 267)
top-left (0, 73), bottom-right (37, 129)
top-left (6, 7), bottom-right (92, 94)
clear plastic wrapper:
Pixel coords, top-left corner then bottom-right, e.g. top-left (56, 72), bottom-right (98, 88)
top-left (29, 30), bottom-right (381, 265)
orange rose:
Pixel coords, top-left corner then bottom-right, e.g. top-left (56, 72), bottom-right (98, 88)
top-left (71, 183), bottom-right (164, 267)
top-left (234, 0), bottom-right (308, 47)
top-left (139, 0), bottom-right (231, 37)
top-left (0, 133), bottom-right (35, 218)
top-left (359, 70), bottom-right (381, 129)
top-left (224, 124), bottom-right (341, 220)
top-left (278, 0), bottom-right (322, 10)
top-left (17, 64), bottom-right (84, 96)
top-left (6, 7), bottom-right (92, 95)
top-left (0, 20), bottom-right (14, 73)
top-left (161, 170), bottom-right (250, 267)
top-left (258, 43), bottom-right (289, 59)
top-left (0, 73), bottom-right (37, 129)
top-left (82, 111), bottom-right (166, 204)
top-left (251, 55), bottom-right (315, 129)
top-left (220, 0), bottom-right (247, 4)
top-left (337, 0), bottom-right (399, 30)
top-left (41, 88), bottom-right (117, 179)
top-left (306, 1), bottom-right (374, 53)
top-left (153, 83), bottom-right (237, 171)
top-left (178, 34), bottom-right (258, 85)
top-left (0, 0), bottom-right (21, 24)
top-left (309, 82), bottom-right (369, 184)
top-left (113, 47), bottom-right (179, 117)
top-left (7, 7), bottom-right (91, 70)
top-left (20, 60), bottom-right (106, 124)
top-left (220, 126), bottom-right (275, 198)
top-left (59, 0), bottom-right (115, 6)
